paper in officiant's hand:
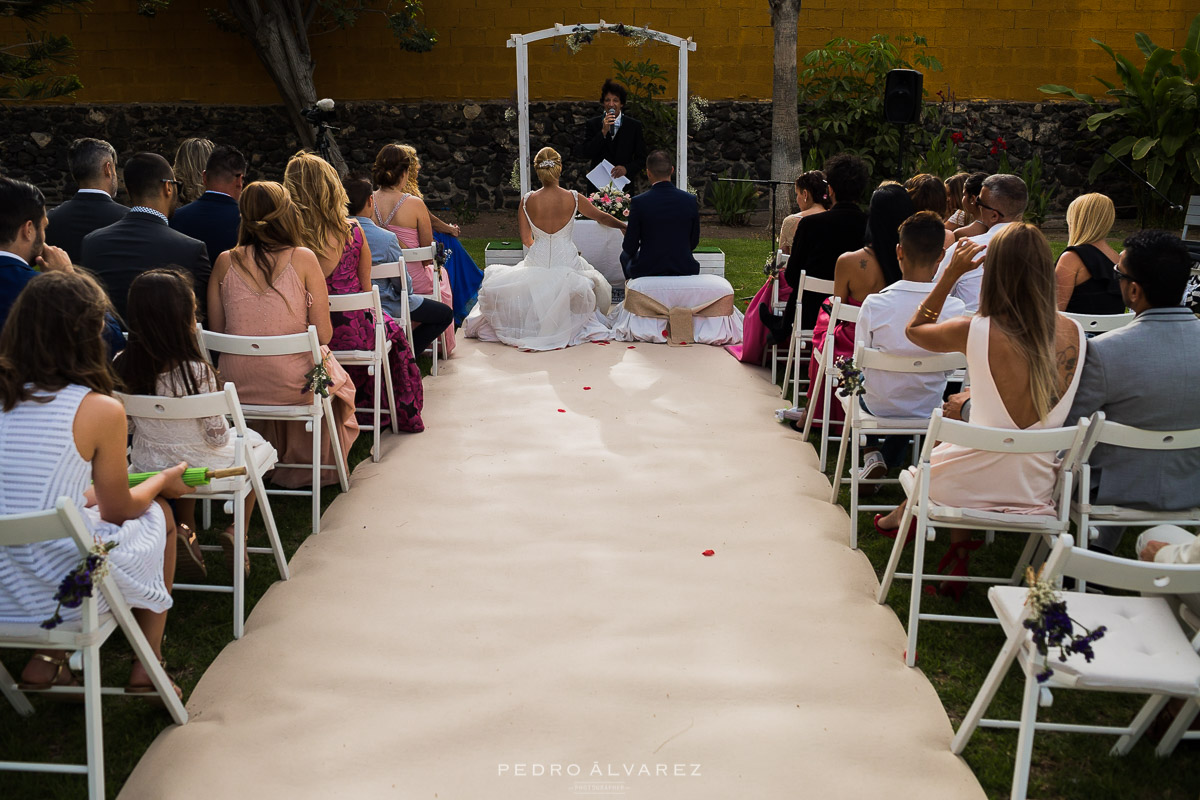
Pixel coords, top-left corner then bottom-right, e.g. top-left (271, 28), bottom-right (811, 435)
top-left (587, 160), bottom-right (630, 191)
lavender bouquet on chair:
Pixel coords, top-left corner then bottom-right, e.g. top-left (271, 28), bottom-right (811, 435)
top-left (1023, 565), bottom-right (1107, 682)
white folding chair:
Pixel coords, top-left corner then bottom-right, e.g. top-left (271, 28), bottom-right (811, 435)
top-left (829, 343), bottom-right (968, 548)
top-left (800, 296), bottom-right (860, 472)
top-left (197, 324), bottom-right (350, 534)
top-left (117, 383), bottom-right (289, 639)
top-left (402, 245), bottom-right (449, 376)
top-left (371, 259), bottom-right (415, 357)
top-left (1062, 311), bottom-right (1135, 335)
top-left (781, 272), bottom-right (836, 404)
top-left (764, 250), bottom-right (789, 383)
top-left (329, 286), bottom-right (398, 462)
top-left (952, 532), bottom-right (1200, 800)
top-left (876, 410), bottom-right (1091, 667)
top-left (1071, 412), bottom-right (1200, 550)
top-left (0, 499), bottom-right (187, 798)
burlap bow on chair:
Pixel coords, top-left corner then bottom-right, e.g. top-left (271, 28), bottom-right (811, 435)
top-left (622, 289), bottom-right (735, 346)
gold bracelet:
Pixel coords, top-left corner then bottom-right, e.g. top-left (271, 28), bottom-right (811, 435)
top-left (917, 303), bottom-right (941, 321)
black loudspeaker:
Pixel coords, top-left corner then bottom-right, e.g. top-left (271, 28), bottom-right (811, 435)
top-left (883, 69), bottom-right (924, 125)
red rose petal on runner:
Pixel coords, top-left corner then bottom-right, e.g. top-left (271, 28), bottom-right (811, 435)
top-left (557, 409), bottom-right (565, 413)
top-left (701, 549), bottom-right (715, 557)
top-left (662, 329), bottom-right (669, 336)
top-left (627, 346), bottom-right (635, 349)
top-left (583, 386), bottom-right (591, 390)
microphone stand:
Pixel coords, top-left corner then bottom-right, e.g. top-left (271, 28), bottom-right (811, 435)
top-left (1104, 148), bottom-right (1183, 212)
top-left (710, 175), bottom-right (794, 268)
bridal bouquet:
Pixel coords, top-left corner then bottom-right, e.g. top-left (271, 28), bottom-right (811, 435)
top-left (589, 185), bottom-right (632, 219)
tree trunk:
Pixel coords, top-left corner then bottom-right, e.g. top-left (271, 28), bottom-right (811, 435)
top-left (769, 0), bottom-right (803, 246)
top-left (229, 0), bottom-right (348, 174)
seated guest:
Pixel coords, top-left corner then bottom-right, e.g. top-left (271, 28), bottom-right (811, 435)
top-left (371, 143), bottom-right (457, 356)
top-left (81, 152), bottom-right (211, 322)
top-left (952, 172), bottom-right (989, 241)
top-left (943, 172), bottom-right (970, 232)
top-left (854, 211), bottom-right (968, 484)
top-left (46, 137), bottom-right (128, 262)
top-left (285, 152), bottom-right (425, 433)
top-left (933, 174), bottom-right (1027, 312)
top-left (169, 144), bottom-right (246, 264)
top-left (1055, 193), bottom-right (1124, 314)
top-left (795, 182), bottom-right (916, 432)
top-left (1066, 230), bottom-right (1200, 554)
top-left (620, 150), bottom-right (700, 281)
top-left (397, 143), bottom-right (484, 324)
top-left (0, 270), bottom-right (189, 699)
top-left (779, 170), bottom-right (831, 254)
top-left (905, 172), bottom-right (955, 250)
top-left (728, 170), bottom-right (829, 364)
top-left (1, 178), bottom-right (75, 331)
top-left (344, 172), bottom-right (453, 370)
top-left (1, 178), bottom-right (126, 355)
top-left (762, 153), bottom-right (870, 342)
top-left (874, 225), bottom-right (1086, 599)
top-left (172, 137), bottom-right (214, 206)
top-left (207, 181), bottom-right (359, 485)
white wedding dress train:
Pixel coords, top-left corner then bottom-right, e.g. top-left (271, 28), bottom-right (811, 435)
top-left (463, 191), bottom-right (613, 351)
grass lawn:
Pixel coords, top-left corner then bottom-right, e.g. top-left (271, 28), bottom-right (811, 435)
top-left (3, 233), bottom-right (1187, 799)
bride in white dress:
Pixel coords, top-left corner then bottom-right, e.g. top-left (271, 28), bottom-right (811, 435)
top-left (463, 147), bottom-right (628, 351)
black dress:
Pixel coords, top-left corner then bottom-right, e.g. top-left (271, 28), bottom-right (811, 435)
top-left (1060, 243), bottom-right (1124, 315)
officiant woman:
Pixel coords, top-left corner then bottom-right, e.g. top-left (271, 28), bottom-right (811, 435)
top-left (579, 79), bottom-right (648, 189)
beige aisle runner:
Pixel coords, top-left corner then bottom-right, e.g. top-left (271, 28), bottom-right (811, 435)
top-left (121, 339), bottom-right (984, 800)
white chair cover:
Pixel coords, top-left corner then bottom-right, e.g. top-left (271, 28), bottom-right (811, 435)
top-left (609, 274), bottom-right (744, 345)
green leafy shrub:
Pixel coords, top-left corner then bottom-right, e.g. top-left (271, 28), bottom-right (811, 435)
top-left (916, 129), bottom-right (961, 178)
top-left (708, 172), bottom-right (758, 226)
top-left (797, 33), bottom-right (943, 185)
top-left (1020, 152), bottom-right (1056, 225)
top-left (1039, 13), bottom-right (1200, 226)
top-left (613, 58), bottom-right (677, 152)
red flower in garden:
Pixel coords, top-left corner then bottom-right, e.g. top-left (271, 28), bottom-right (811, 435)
top-left (991, 136), bottom-right (1008, 155)
top-left (950, 132), bottom-right (964, 145)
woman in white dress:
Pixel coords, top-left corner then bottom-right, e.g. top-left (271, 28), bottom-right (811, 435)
top-left (463, 147), bottom-right (628, 351)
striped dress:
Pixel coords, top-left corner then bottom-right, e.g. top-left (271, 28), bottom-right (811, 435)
top-left (0, 384), bottom-right (171, 623)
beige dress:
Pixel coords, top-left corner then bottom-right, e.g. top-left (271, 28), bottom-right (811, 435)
top-left (217, 261), bottom-right (359, 487)
top-left (927, 315), bottom-right (1085, 515)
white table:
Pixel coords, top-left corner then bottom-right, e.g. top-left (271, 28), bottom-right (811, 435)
top-left (572, 219), bottom-right (626, 288)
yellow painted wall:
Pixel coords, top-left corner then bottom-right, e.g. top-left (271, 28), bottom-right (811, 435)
top-left (3, 0), bottom-right (1195, 104)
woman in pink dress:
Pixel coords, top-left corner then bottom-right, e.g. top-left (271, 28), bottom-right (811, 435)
top-left (284, 152), bottom-right (425, 433)
top-left (728, 171), bottom-right (829, 364)
top-left (873, 224), bottom-right (1086, 598)
top-left (371, 144), bottom-right (456, 357)
top-left (207, 181), bottom-right (359, 487)
top-left (796, 183), bottom-right (915, 431)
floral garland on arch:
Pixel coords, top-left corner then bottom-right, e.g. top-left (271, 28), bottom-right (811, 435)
top-left (566, 22), bottom-right (655, 54)
top-left (588, 185), bottom-right (632, 219)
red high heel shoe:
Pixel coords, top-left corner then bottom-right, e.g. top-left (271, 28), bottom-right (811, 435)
top-left (873, 514), bottom-right (916, 544)
top-left (923, 540), bottom-right (983, 602)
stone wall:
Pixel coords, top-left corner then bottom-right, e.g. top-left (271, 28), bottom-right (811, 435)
top-left (1, 99), bottom-right (1130, 216)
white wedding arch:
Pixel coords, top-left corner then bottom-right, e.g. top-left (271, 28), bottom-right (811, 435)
top-left (506, 22), bottom-right (698, 195)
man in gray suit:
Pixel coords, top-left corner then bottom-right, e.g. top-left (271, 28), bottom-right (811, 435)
top-left (1067, 229), bottom-right (1200, 554)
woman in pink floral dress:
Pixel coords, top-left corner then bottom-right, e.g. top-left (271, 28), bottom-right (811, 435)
top-left (284, 151), bottom-right (425, 433)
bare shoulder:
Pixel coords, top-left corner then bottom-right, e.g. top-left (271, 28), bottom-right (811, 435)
top-left (405, 194), bottom-right (428, 212)
top-left (1055, 249), bottom-right (1083, 271)
top-left (78, 391), bottom-right (125, 425)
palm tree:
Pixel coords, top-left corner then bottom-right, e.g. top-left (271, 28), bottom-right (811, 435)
top-left (768, 0), bottom-right (803, 229)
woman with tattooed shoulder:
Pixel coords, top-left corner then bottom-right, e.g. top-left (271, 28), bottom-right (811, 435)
top-left (872, 224), bottom-right (1085, 600)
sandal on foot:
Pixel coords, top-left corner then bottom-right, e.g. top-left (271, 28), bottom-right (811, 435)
top-left (219, 528), bottom-right (250, 578)
top-left (126, 657), bottom-right (183, 705)
top-left (18, 652), bottom-right (83, 700)
top-left (174, 523), bottom-right (207, 583)
top-left (923, 540), bottom-right (983, 602)
top-left (873, 514), bottom-right (916, 544)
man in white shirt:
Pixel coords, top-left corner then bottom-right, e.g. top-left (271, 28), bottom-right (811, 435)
top-left (933, 174), bottom-right (1027, 311)
top-left (854, 211), bottom-right (967, 484)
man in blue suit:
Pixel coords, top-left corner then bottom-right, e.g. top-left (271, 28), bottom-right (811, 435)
top-left (0, 177), bottom-right (124, 353)
top-left (620, 150), bottom-right (700, 281)
top-left (170, 144), bottom-right (245, 263)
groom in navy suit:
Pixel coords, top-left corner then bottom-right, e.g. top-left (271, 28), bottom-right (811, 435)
top-left (620, 151), bottom-right (700, 280)
top-left (170, 144), bottom-right (246, 263)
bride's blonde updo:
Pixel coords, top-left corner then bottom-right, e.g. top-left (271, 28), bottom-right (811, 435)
top-left (534, 147), bottom-right (562, 185)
